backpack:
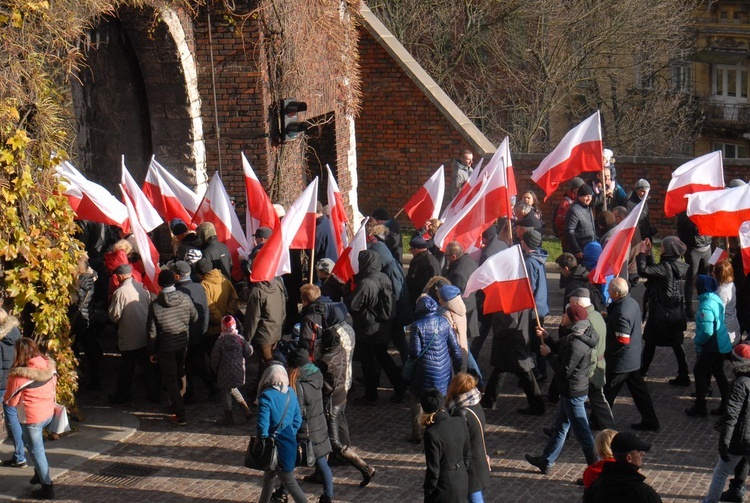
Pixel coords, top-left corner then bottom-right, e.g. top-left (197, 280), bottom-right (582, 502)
top-left (372, 280), bottom-right (395, 322)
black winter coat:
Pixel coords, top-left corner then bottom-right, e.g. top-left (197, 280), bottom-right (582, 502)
top-left (638, 254), bottom-right (689, 346)
top-left (201, 236), bottom-right (233, 280)
top-left (453, 404), bottom-right (490, 494)
top-left (370, 240), bottom-right (413, 326)
top-left (627, 192), bottom-right (656, 241)
top-left (446, 254), bottom-right (479, 339)
top-left (565, 200), bottom-right (596, 255)
top-left (677, 212), bottom-right (711, 250)
top-left (605, 294), bottom-right (643, 374)
top-left (490, 309), bottom-right (534, 373)
top-left (546, 320), bottom-right (598, 398)
top-left (147, 289), bottom-right (198, 355)
top-left (562, 265), bottom-right (606, 313)
top-left (345, 250), bottom-right (393, 344)
top-left (584, 461), bottom-right (662, 503)
top-left (406, 250), bottom-right (441, 310)
top-left (294, 363), bottom-right (332, 459)
top-left (0, 316), bottom-right (21, 391)
top-left (721, 368), bottom-right (750, 455)
top-left (175, 278), bottom-right (210, 347)
top-left (423, 410), bottom-right (471, 503)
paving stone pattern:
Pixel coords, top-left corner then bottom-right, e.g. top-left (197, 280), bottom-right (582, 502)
top-left (11, 278), bottom-right (733, 502)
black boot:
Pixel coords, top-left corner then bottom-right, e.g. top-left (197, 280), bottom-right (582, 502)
top-left (340, 447), bottom-right (375, 487)
top-left (30, 470), bottom-right (40, 485)
top-left (30, 483), bottom-right (54, 500)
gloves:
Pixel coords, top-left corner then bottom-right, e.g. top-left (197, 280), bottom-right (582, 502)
top-left (719, 445), bottom-right (730, 463)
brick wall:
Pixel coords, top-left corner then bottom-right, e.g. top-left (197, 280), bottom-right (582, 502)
top-left (356, 26), bottom-right (473, 222)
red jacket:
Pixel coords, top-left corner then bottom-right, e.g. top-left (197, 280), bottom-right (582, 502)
top-left (3, 356), bottom-right (57, 424)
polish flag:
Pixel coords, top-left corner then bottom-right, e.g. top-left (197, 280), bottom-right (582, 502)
top-left (589, 194), bottom-right (648, 284)
top-left (403, 165), bottom-right (445, 230)
top-left (434, 142), bottom-right (514, 251)
top-left (120, 186), bottom-right (161, 294)
top-left (499, 137), bottom-right (518, 218)
top-left (531, 111), bottom-right (603, 200)
top-left (192, 173), bottom-right (249, 280)
top-left (121, 158), bottom-right (163, 232)
top-left (664, 151), bottom-right (725, 218)
top-left (464, 245), bottom-right (535, 315)
top-left (55, 161), bottom-right (128, 229)
top-left (326, 165), bottom-right (349, 256)
top-left (250, 178), bottom-right (318, 282)
top-left (708, 247), bottom-right (729, 266)
top-left (739, 221), bottom-right (750, 276)
top-left (142, 157), bottom-right (203, 226)
top-left (242, 153), bottom-right (279, 242)
top-left (290, 178), bottom-right (318, 250)
top-left (687, 183), bottom-right (750, 237)
top-left (330, 218), bottom-right (369, 289)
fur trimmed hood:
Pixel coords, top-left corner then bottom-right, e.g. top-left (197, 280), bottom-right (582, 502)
top-left (0, 316), bottom-right (20, 341)
top-left (9, 355), bottom-right (56, 381)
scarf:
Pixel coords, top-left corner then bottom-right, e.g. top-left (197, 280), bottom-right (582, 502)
top-left (446, 387), bottom-right (481, 414)
top-left (258, 363), bottom-right (288, 393)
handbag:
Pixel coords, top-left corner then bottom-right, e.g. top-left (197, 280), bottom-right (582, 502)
top-left (295, 383), bottom-right (317, 467)
top-left (402, 329), bottom-right (438, 382)
top-left (244, 392), bottom-right (291, 471)
top-left (49, 403), bottom-right (71, 434)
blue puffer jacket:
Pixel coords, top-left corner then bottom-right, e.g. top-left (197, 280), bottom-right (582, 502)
top-left (408, 296), bottom-right (462, 396)
top-left (525, 248), bottom-right (550, 318)
top-left (694, 292), bottom-right (731, 354)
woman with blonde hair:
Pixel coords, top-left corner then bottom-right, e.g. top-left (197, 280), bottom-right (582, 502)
top-left (715, 261), bottom-right (741, 346)
top-left (445, 373), bottom-right (490, 503)
top-left (582, 429), bottom-right (617, 488)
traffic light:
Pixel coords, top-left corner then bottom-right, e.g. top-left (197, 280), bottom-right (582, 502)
top-left (280, 98), bottom-right (308, 142)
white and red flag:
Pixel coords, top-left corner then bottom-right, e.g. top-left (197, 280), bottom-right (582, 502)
top-left (464, 245), bottom-right (535, 314)
top-left (740, 221), bottom-right (750, 276)
top-left (434, 141), bottom-right (514, 251)
top-left (708, 247), bottom-right (729, 266)
top-left (326, 165), bottom-right (349, 256)
top-left (192, 173), bottom-right (249, 281)
top-left (531, 111), bottom-right (603, 200)
top-left (589, 193), bottom-right (648, 285)
top-left (330, 218), bottom-right (369, 289)
top-left (242, 153), bottom-right (280, 242)
top-left (442, 157), bottom-right (484, 221)
top-left (250, 178), bottom-right (318, 282)
top-left (142, 157), bottom-right (202, 226)
top-left (403, 165), bottom-right (445, 230)
top-left (687, 182), bottom-right (750, 237)
top-left (120, 186), bottom-right (161, 294)
top-left (121, 158), bottom-right (163, 233)
top-left (664, 151), bottom-right (725, 218)
top-left (55, 161), bottom-right (128, 229)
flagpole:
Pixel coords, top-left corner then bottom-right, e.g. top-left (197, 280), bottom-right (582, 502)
top-left (309, 247), bottom-right (316, 285)
top-left (393, 208), bottom-right (404, 219)
top-left (600, 169), bottom-right (608, 211)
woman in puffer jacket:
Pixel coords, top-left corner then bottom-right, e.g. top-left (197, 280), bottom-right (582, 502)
top-left (686, 275), bottom-right (732, 417)
top-left (3, 338), bottom-right (57, 500)
top-left (437, 285), bottom-right (484, 388)
top-left (407, 294), bottom-right (462, 443)
top-left (287, 348), bottom-right (334, 503)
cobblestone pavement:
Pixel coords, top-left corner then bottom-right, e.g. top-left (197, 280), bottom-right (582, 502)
top-left (2, 276), bottom-right (733, 502)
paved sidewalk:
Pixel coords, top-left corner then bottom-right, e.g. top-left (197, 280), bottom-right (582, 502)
top-left (0, 276), bottom-right (734, 501)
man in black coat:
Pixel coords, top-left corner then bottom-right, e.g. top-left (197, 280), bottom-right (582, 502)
top-left (196, 222), bottom-right (233, 280)
top-left (603, 278), bottom-right (660, 431)
top-left (405, 235), bottom-right (441, 311)
top-left (565, 184), bottom-right (596, 260)
top-left (445, 241), bottom-right (479, 341)
top-left (584, 432), bottom-right (662, 502)
top-left (345, 250), bottom-right (405, 405)
top-left (315, 201), bottom-right (339, 262)
top-left (676, 211), bottom-right (711, 320)
top-left (555, 253), bottom-right (605, 313)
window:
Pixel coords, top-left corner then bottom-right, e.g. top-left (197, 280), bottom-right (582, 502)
top-left (713, 64), bottom-right (749, 101)
top-left (671, 63), bottom-right (692, 93)
top-left (714, 141), bottom-right (749, 159)
top-left (636, 67), bottom-right (654, 90)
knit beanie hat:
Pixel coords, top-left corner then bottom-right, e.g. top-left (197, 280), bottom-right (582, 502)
top-left (420, 388), bottom-right (444, 414)
top-left (732, 344), bottom-right (750, 364)
top-left (158, 269), bottom-right (176, 288)
top-left (173, 260), bottom-right (191, 278)
top-left (577, 184), bottom-right (594, 197)
top-left (566, 304), bottom-right (588, 323)
top-left (196, 257), bottom-right (213, 275)
top-left (522, 229), bottom-right (542, 249)
top-left (696, 274), bottom-right (718, 295)
top-left (221, 315), bottom-right (237, 334)
top-left (438, 285), bottom-right (461, 303)
top-left (170, 218), bottom-right (188, 236)
top-left (582, 241), bottom-right (603, 269)
top-left (635, 179), bottom-right (651, 190)
top-left (287, 348), bottom-right (310, 369)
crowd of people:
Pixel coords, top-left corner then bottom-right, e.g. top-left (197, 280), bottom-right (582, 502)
top-left (1, 149), bottom-right (750, 502)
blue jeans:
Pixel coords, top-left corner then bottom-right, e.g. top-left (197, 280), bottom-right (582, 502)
top-left (704, 454), bottom-right (750, 503)
top-left (22, 415), bottom-right (53, 485)
top-left (542, 395), bottom-right (597, 465)
top-left (3, 400), bottom-right (26, 463)
top-left (469, 491), bottom-right (484, 503)
top-left (466, 353), bottom-right (484, 390)
top-left (316, 456), bottom-right (334, 497)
